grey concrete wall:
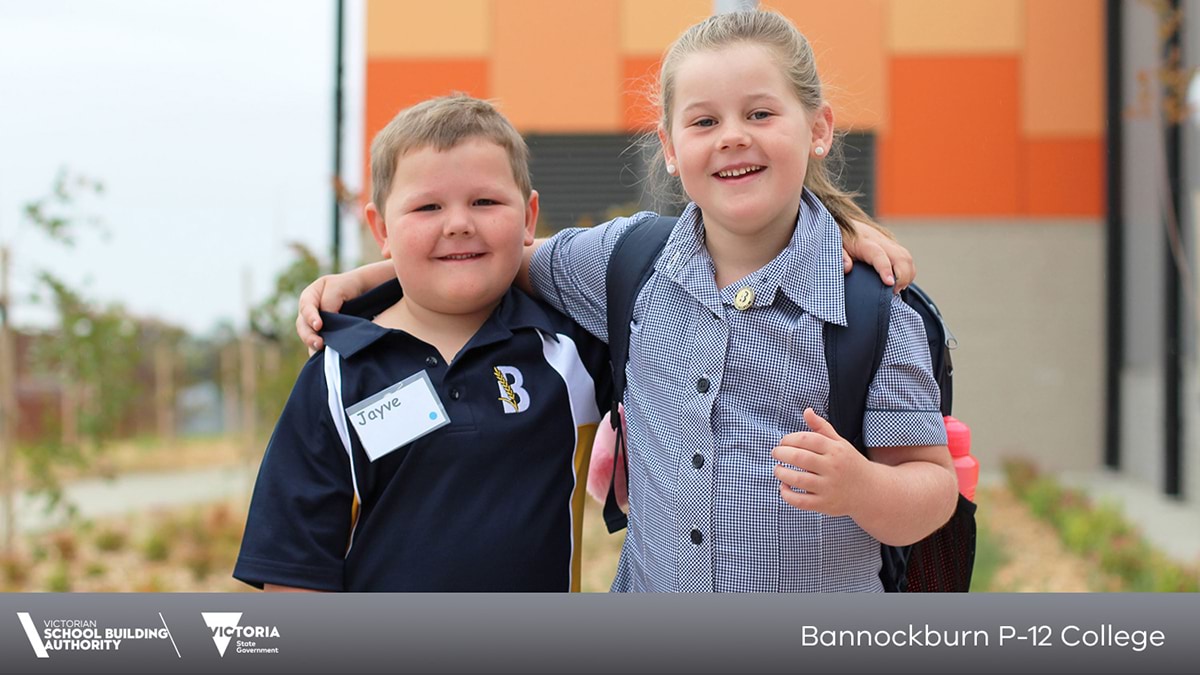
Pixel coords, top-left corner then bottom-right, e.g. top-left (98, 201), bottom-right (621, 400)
top-left (1122, 0), bottom-right (1169, 490)
top-left (881, 219), bottom-right (1104, 477)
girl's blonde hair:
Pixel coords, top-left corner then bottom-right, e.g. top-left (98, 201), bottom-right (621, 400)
top-left (655, 10), bottom-right (880, 239)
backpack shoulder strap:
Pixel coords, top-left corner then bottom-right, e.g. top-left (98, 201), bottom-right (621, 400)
top-left (601, 215), bottom-right (676, 533)
top-left (823, 264), bottom-right (892, 451)
top-left (824, 266), bottom-right (909, 592)
top-left (607, 216), bottom-right (677, 403)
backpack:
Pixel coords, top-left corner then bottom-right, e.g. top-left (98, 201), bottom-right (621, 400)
top-left (601, 215), bottom-right (977, 592)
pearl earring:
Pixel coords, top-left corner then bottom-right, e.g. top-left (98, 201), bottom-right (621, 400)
top-left (814, 146), bottom-right (825, 157)
top-left (666, 163), bottom-right (677, 175)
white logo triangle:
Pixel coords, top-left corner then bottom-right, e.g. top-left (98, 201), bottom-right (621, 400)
top-left (201, 612), bottom-right (243, 657)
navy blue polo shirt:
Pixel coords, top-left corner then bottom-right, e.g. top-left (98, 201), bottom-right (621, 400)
top-left (234, 280), bottom-right (611, 592)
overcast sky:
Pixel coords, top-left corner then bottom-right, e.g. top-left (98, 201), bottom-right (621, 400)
top-left (0, 0), bottom-right (364, 335)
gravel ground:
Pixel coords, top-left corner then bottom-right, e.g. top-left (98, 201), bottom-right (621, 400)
top-left (3, 467), bottom-right (1110, 593)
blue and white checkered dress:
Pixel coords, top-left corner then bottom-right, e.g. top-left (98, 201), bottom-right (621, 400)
top-left (530, 190), bottom-right (946, 592)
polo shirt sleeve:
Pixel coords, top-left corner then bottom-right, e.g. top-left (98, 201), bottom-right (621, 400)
top-left (861, 295), bottom-right (948, 449)
top-left (233, 355), bottom-right (354, 591)
top-left (573, 321), bottom-right (614, 410)
top-left (528, 212), bottom-right (656, 344)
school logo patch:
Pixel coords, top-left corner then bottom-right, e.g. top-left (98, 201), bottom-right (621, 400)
top-left (493, 366), bottom-right (530, 413)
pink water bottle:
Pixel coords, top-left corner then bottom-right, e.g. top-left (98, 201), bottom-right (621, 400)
top-left (944, 416), bottom-right (978, 502)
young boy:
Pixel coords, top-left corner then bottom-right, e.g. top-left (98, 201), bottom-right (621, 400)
top-left (234, 95), bottom-right (611, 592)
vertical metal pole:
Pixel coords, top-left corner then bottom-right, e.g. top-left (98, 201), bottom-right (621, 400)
top-left (713, 0), bottom-right (757, 13)
top-left (1104, 0), bottom-right (1124, 471)
top-left (1164, 0), bottom-right (1184, 497)
top-left (241, 269), bottom-right (258, 477)
top-left (332, 0), bottom-right (346, 273)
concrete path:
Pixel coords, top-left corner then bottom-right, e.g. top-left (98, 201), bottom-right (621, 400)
top-left (2, 464), bottom-right (257, 535)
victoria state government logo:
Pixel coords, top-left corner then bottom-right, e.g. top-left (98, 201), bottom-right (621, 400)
top-left (201, 612), bottom-right (281, 656)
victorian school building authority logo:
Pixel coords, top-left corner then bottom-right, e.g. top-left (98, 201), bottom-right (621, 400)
top-left (16, 611), bottom-right (179, 658)
top-left (201, 612), bottom-right (281, 656)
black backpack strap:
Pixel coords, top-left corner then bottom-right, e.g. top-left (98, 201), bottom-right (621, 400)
top-left (901, 284), bottom-right (954, 416)
top-left (602, 215), bottom-right (676, 533)
top-left (823, 264), bottom-right (892, 451)
top-left (823, 264), bottom-right (910, 591)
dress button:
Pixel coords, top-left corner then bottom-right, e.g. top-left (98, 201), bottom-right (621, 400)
top-left (696, 377), bottom-right (710, 393)
top-left (449, 388), bottom-right (461, 401)
top-left (425, 356), bottom-right (438, 367)
top-left (692, 453), bottom-right (704, 469)
top-left (690, 529), bottom-right (703, 545)
top-left (734, 286), bottom-right (755, 310)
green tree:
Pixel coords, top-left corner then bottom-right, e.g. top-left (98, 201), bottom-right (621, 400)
top-left (249, 242), bottom-right (325, 435)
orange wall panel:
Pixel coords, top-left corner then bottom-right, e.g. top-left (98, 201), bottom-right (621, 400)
top-left (620, 0), bottom-right (710, 55)
top-left (366, 0), bottom-right (491, 57)
top-left (492, 0), bottom-right (621, 132)
top-left (889, 0), bottom-right (1023, 54)
top-left (363, 58), bottom-right (490, 196)
top-left (880, 56), bottom-right (1021, 216)
top-left (1024, 138), bottom-right (1104, 216)
top-left (1023, 0), bottom-right (1104, 136)
top-left (622, 56), bottom-right (661, 131)
top-left (769, 0), bottom-right (886, 131)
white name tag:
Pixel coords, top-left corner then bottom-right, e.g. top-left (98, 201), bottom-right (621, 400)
top-left (345, 371), bottom-right (450, 462)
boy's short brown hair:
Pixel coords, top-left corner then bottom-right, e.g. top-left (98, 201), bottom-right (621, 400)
top-left (369, 94), bottom-right (532, 212)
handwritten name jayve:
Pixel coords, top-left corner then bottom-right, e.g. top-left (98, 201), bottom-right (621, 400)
top-left (355, 396), bottom-right (401, 425)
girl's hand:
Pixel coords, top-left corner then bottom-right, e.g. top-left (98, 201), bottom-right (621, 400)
top-left (296, 275), bottom-right (340, 354)
top-left (771, 408), bottom-right (872, 517)
top-left (840, 219), bottom-right (915, 292)
top-left (295, 260), bottom-right (396, 353)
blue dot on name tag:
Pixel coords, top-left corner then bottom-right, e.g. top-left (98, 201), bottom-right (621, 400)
top-left (429, 411), bottom-right (438, 420)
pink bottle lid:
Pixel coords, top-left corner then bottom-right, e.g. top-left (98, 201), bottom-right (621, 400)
top-left (944, 415), bottom-right (971, 458)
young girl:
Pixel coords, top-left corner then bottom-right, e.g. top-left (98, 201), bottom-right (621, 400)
top-left (299, 10), bottom-right (956, 592)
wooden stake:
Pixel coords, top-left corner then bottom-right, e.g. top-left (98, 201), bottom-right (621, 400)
top-left (0, 245), bottom-right (16, 553)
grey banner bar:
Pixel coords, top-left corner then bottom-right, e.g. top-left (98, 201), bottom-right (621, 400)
top-left (0, 593), bottom-right (1196, 673)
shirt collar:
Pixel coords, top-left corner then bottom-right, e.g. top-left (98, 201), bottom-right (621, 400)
top-left (780, 189), bottom-right (847, 326)
top-left (320, 279), bottom-right (560, 359)
top-left (651, 191), bottom-right (847, 325)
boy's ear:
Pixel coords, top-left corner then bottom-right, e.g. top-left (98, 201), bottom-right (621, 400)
top-left (523, 190), bottom-right (539, 246)
top-left (364, 202), bottom-right (392, 258)
top-left (811, 103), bottom-right (834, 154)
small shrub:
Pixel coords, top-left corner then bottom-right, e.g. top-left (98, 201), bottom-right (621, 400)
top-left (1006, 460), bottom-right (1200, 593)
top-left (133, 574), bottom-right (166, 593)
top-left (183, 545), bottom-right (215, 582)
top-left (94, 528), bottom-right (127, 552)
top-left (968, 519), bottom-right (1007, 592)
top-left (185, 511), bottom-right (213, 548)
top-left (46, 563), bottom-right (71, 592)
top-left (1022, 478), bottom-right (1061, 520)
top-left (1002, 459), bottom-right (1038, 497)
top-left (49, 531), bottom-right (78, 562)
top-left (84, 561), bottom-right (107, 579)
top-left (1149, 560), bottom-right (1200, 592)
top-left (1059, 510), bottom-right (1094, 554)
top-left (142, 532), bottom-right (170, 562)
top-left (1, 553), bottom-right (29, 586)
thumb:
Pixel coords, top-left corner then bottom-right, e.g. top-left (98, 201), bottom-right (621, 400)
top-left (842, 249), bottom-right (852, 274)
top-left (803, 408), bottom-right (840, 440)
